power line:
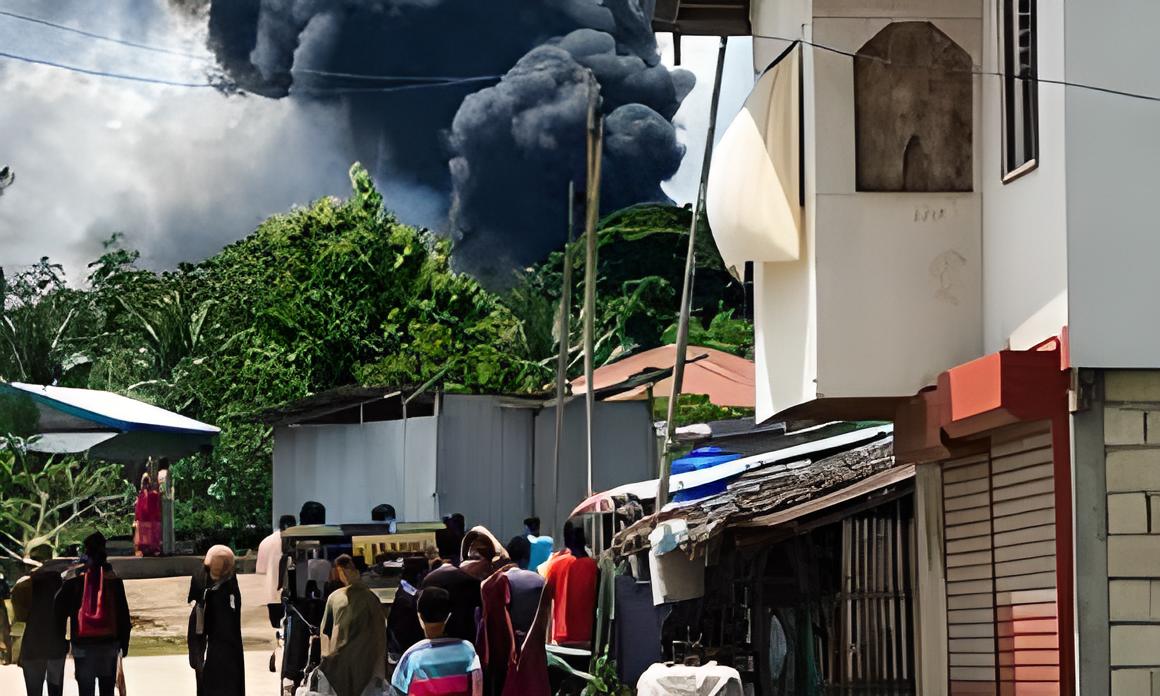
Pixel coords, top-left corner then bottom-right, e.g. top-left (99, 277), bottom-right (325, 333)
top-left (0, 48), bottom-right (501, 93)
top-left (294, 75), bottom-right (502, 94)
top-left (291, 67), bottom-right (497, 83)
top-left (0, 8), bottom-right (499, 85)
top-left (755, 33), bottom-right (1160, 104)
top-left (0, 50), bottom-right (213, 88)
top-left (0, 9), bottom-right (208, 61)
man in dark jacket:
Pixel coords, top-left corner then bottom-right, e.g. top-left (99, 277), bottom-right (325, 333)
top-left (12, 546), bottom-right (69, 696)
top-left (55, 532), bottom-right (131, 696)
top-left (387, 558), bottom-right (426, 661)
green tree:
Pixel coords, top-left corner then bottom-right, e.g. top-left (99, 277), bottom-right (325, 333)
top-left (0, 259), bottom-right (94, 385)
top-left (0, 438), bottom-right (131, 562)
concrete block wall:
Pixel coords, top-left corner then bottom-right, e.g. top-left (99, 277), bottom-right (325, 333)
top-left (1104, 371), bottom-right (1160, 692)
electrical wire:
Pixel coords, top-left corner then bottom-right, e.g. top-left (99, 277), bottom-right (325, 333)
top-left (293, 75), bottom-right (502, 94)
top-left (754, 33), bottom-right (1160, 104)
top-left (0, 49), bottom-right (213, 88)
top-left (0, 9), bottom-right (208, 61)
top-left (0, 8), bottom-right (496, 85)
top-left (2, 6), bottom-right (1156, 103)
top-left (0, 46), bottom-right (501, 93)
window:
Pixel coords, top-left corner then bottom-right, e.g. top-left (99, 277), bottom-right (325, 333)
top-left (1002, 0), bottom-right (1038, 180)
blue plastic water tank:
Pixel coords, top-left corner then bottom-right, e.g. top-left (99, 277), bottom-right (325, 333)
top-left (671, 446), bottom-right (742, 503)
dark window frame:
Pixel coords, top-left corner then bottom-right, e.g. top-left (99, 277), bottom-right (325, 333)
top-left (1001, 0), bottom-right (1039, 182)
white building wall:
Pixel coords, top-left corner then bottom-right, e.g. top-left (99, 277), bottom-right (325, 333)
top-left (271, 417), bottom-right (438, 527)
top-left (977, 0), bottom-right (1068, 353)
top-left (1064, 1), bottom-right (1160, 368)
top-left (746, 0), bottom-right (985, 418)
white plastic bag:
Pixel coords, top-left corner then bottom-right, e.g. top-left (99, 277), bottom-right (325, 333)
top-left (294, 668), bottom-right (336, 696)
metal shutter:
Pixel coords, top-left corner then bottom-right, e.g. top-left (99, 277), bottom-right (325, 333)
top-left (990, 427), bottom-right (1058, 696)
top-left (944, 453), bottom-right (997, 696)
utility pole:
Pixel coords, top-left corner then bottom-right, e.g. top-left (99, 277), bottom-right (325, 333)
top-left (552, 181), bottom-right (575, 530)
top-left (582, 73), bottom-right (604, 498)
top-left (657, 36), bottom-right (729, 506)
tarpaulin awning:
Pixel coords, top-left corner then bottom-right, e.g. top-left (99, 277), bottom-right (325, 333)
top-left (2, 382), bottom-right (220, 463)
top-left (569, 345), bottom-right (755, 408)
top-left (707, 42), bottom-right (803, 277)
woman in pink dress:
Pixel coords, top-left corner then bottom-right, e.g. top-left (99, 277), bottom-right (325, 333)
top-left (133, 472), bottom-right (162, 557)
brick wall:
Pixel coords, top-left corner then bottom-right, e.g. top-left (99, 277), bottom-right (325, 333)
top-left (1104, 371), bottom-right (1160, 693)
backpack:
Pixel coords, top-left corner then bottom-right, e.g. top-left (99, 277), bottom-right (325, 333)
top-left (77, 567), bottom-right (117, 639)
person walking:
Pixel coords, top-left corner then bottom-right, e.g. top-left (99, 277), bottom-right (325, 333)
top-left (421, 557), bottom-right (481, 644)
top-left (387, 558), bottom-right (426, 663)
top-left (55, 533), bottom-right (131, 696)
top-left (390, 587), bottom-right (482, 696)
top-left (187, 545), bottom-right (245, 696)
top-left (522, 518), bottom-right (553, 573)
top-left (543, 522), bottom-right (598, 648)
top-left (319, 555), bottom-right (387, 696)
top-left (11, 547), bottom-right (68, 696)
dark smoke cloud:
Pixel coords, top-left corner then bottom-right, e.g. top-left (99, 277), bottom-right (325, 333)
top-left (447, 34), bottom-right (687, 277)
top-left (203, 0), bottom-right (693, 281)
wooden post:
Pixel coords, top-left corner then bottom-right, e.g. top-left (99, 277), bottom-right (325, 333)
top-left (657, 36), bottom-right (728, 505)
top-left (552, 181), bottom-right (575, 530)
top-left (582, 74), bottom-right (603, 498)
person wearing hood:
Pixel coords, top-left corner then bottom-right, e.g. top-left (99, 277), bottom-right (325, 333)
top-left (55, 532), bottom-right (131, 696)
top-left (319, 554), bottom-right (387, 696)
top-left (187, 545), bottom-right (245, 696)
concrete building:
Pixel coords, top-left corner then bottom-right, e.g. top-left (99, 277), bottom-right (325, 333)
top-left (698, 0), bottom-right (1160, 693)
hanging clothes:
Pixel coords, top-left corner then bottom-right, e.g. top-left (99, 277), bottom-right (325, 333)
top-left (613, 575), bottom-right (664, 687)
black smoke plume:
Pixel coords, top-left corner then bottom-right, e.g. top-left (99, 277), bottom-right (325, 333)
top-left (203, 0), bottom-right (692, 281)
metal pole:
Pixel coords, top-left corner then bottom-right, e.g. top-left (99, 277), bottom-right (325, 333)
top-left (658, 36), bottom-right (729, 506)
top-left (552, 182), bottom-right (575, 534)
top-left (582, 74), bottom-right (603, 498)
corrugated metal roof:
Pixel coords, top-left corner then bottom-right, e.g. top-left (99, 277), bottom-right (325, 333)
top-left (611, 436), bottom-right (901, 557)
top-left (4, 382), bottom-right (219, 434)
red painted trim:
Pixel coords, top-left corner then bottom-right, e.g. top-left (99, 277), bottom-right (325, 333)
top-left (1051, 412), bottom-right (1075, 696)
top-left (938, 347), bottom-right (1069, 440)
top-left (893, 338), bottom-right (1074, 695)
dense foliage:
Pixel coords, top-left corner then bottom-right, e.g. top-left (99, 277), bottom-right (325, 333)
top-left (508, 203), bottom-right (751, 379)
top-left (0, 165), bottom-right (752, 542)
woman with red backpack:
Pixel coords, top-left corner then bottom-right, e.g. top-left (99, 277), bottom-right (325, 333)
top-left (55, 532), bottom-right (131, 696)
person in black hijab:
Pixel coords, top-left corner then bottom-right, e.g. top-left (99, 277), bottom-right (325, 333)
top-left (188, 545), bottom-right (245, 696)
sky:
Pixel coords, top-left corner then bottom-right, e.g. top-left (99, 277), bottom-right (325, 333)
top-left (0, 0), bottom-right (754, 283)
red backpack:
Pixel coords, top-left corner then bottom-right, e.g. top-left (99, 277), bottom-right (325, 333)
top-left (77, 567), bottom-right (117, 639)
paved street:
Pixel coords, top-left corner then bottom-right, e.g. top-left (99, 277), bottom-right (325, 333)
top-left (0, 650), bottom-right (282, 695)
top-left (2, 572), bottom-right (283, 695)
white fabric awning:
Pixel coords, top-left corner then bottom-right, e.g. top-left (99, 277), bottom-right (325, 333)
top-left (707, 42), bottom-right (803, 277)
